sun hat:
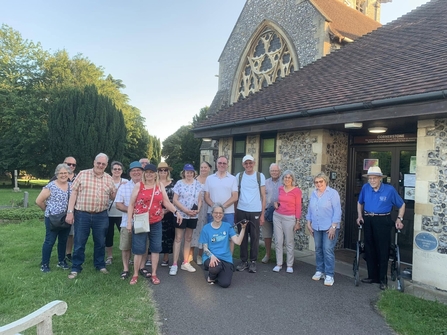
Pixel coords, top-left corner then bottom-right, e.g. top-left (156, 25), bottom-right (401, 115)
top-left (363, 166), bottom-right (386, 178)
top-left (242, 155), bottom-right (254, 163)
top-left (143, 164), bottom-right (157, 172)
top-left (157, 162), bottom-right (172, 171)
top-left (183, 164), bottom-right (195, 171)
top-left (128, 161), bottom-right (143, 173)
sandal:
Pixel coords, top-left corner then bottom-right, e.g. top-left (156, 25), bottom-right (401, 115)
top-left (130, 276), bottom-right (138, 285)
top-left (139, 268), bottom-right (151, 278)
top-left (151, 276), bottom-right (160, 285)
top-left (105, 257), bottom-right (113, 265)
top-left (68, 272), bottom-right (78, 279)
top-left (120, 271), bottom-right (130, 280)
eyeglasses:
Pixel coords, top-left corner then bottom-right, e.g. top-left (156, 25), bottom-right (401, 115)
top-left (113, 168), bottom-right (122, 171)
top-left (217, 162), bottom-right (227, 165)
top-left (96, 162), bottom-right (107, 167)
top-left (158, 169), bottom-right (168, 172)
top-left (65, 163), bottom-right (76, 167)
top-left (314, 180), bottom-right (324, 184)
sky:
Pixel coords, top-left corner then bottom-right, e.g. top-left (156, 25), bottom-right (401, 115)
top-left (1, 0), bottom-right (430, 142)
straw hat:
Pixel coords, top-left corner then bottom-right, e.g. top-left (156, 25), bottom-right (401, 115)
top-left (362, 166), bottom-right (386, 178)
top-left (157, 162), bottom-right (172, 171)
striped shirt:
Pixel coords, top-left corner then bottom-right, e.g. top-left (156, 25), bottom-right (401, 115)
top-left (71, 169), bottom-right (116, 212)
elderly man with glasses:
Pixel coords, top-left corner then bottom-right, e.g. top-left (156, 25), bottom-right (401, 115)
top-left (204, 156), bottom-right (238, 227)
top-left (65, 153), bottom-right (117, 279)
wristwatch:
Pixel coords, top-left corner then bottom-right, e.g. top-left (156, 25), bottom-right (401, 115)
top-left (67, 210), bottom-right (74, 214)
top-left (397, 217), bottom-right (403, 221)
top-left (330, 225), bottom-right (337, 230)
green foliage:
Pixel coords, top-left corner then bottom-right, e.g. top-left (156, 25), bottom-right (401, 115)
top-left (0, 24), bottom-right (153, 177)
top-left (0, 219), bottom-right (158, 335)
top-left (0, 207), bottom-right (43, 220)
top-left (48, 85), bottom-right (126, 171)
top-left (377, 289), bottom-right (447, 334)
top-left (162, 107), bottom-right (208, 178)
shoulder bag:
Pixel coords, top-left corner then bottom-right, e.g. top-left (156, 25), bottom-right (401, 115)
top-left (133, 183), bottom-right (155, 234)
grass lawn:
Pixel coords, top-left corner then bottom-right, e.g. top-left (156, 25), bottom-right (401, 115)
top-left (0, 218), bottom-right (159, 335)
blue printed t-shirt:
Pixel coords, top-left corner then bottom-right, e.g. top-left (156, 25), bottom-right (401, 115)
top-left (44, 181), bottom-right (71, 217)
top-left (358, 182), bottom-right (404, 213)
top-left (199, 221), bottom-right (236, 264)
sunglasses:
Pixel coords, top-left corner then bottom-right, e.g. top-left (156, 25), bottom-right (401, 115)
top-left (217, 162), bottom-right (227, 165)
top-left (65, 163), bottom-right (76, 167)
top-left (158, 169), bottom-right (168, 172)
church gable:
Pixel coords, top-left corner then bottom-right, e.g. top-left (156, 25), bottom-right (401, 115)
top-left (233, 22), bottom-right (298, 102)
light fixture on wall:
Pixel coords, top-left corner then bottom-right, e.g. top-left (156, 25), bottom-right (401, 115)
top-left (344, 122), bottom-right (363, 129)
top-left (368, 127), bottom-right (388, 134)
top-left (202, 137), bottom-right (212, 142)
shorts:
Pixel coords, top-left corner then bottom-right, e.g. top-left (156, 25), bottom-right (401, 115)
top-left (132, 221), bottom-right (162, 255)
top-left (262, 219), bottom-right (273, 238)
top-left (119, 228), bottom-right (132, 251)
top-left (177, 218), bottom-right (198, 230)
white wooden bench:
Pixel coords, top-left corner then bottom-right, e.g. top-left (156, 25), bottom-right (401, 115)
top-left (0, 300), bottom-right (67, 335)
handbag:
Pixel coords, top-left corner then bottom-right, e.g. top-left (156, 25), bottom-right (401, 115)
top-left (264, 205), bottom-right (275, 222)
top-left (49, 212), bottom-right (71, 231)
top-left (133, 183), bottom-right (155, 234)
top-left (49, 186), bottom-right (71, 231)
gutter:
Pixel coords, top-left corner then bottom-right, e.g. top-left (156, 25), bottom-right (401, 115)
top-left (193, 90), bottom-right (447, 132)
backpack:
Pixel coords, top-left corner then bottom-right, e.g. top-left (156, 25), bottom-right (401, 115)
top-left (238, 171), bottom-right (261, 198)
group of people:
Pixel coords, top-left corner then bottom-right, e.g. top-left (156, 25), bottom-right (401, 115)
top-left (36, 152), bottom-right (405, 290)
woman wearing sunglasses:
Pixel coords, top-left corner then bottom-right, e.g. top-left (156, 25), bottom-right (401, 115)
top-left (306, 172), bottom-right (341, 286)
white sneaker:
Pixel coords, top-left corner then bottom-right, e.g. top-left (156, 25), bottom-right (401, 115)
top-left (312, 271), bottom-right (325, 281)
top-left (324, 275), bottom-right (334, 286)
top-left (286, 267), bottom-right (293, 274)
top-left (261, 255), bottom-right (269, 264)
top-left (181, 262), bottom-right (196, 272)
top-left (169, 265), bottom-right (178, 276)
top-left (196, 255), bottom-right (203, 265)
top-left (273, 265), bottom-right (282, 272)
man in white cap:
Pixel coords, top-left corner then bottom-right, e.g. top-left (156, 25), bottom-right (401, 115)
top-left (356, 166), bottom-right (405, 290)
top-left (235, 154), bottom-right (266, 273)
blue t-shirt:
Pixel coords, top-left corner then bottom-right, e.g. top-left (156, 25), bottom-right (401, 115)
top-left (358, 183), bottom-right (404, 213)
top-left (199, 221), bottom-right (236, 264)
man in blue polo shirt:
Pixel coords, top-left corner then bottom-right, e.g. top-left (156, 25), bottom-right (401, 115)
top-left (356, 166), bottom-right (405, 290)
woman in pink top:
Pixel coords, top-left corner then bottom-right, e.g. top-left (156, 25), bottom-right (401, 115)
top-left (272, 170), bottom-right (302, 273)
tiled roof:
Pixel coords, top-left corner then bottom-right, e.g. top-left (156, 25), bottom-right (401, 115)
top-left (311, 0), bottom-right (381, 41)
top-left (196, 0), bottom-right (446, 130)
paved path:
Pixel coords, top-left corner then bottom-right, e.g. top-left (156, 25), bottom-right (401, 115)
top-left (150, 259), bottom-right (394, 335)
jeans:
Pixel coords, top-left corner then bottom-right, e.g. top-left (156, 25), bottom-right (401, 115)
top-left (207, 213), bottom-right (234, 226)
top-left (71, 210), bottom-right (108, 272)
top-left (132, 221), bottom-right (162, 255)
top-left (313, 229), bottom-right (339, 277)
top-left (41, 217), bottom-right (71, 265)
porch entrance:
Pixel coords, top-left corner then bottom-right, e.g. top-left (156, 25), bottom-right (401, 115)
top-left (345, 142), bottom-right (416, 264)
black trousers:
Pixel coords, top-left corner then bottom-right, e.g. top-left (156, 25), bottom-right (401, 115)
top-left (363, 215), bottom-right (393, 283)
top-left (236, 210), bottom-right (261, 262)
top-left (204, 258), bottom-right (234, 288)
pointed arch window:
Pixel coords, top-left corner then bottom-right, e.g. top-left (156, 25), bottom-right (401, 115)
top-left (236, 26), bottom-right (295, 101)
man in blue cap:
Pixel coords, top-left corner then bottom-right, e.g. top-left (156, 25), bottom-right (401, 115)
top-left (114, 161), bottom-right (148, 280)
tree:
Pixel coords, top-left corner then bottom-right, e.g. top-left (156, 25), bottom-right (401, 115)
top-left (48, 85), bottom-right (126, 170)
top-left (162, 107), bottom-right (209, 179)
